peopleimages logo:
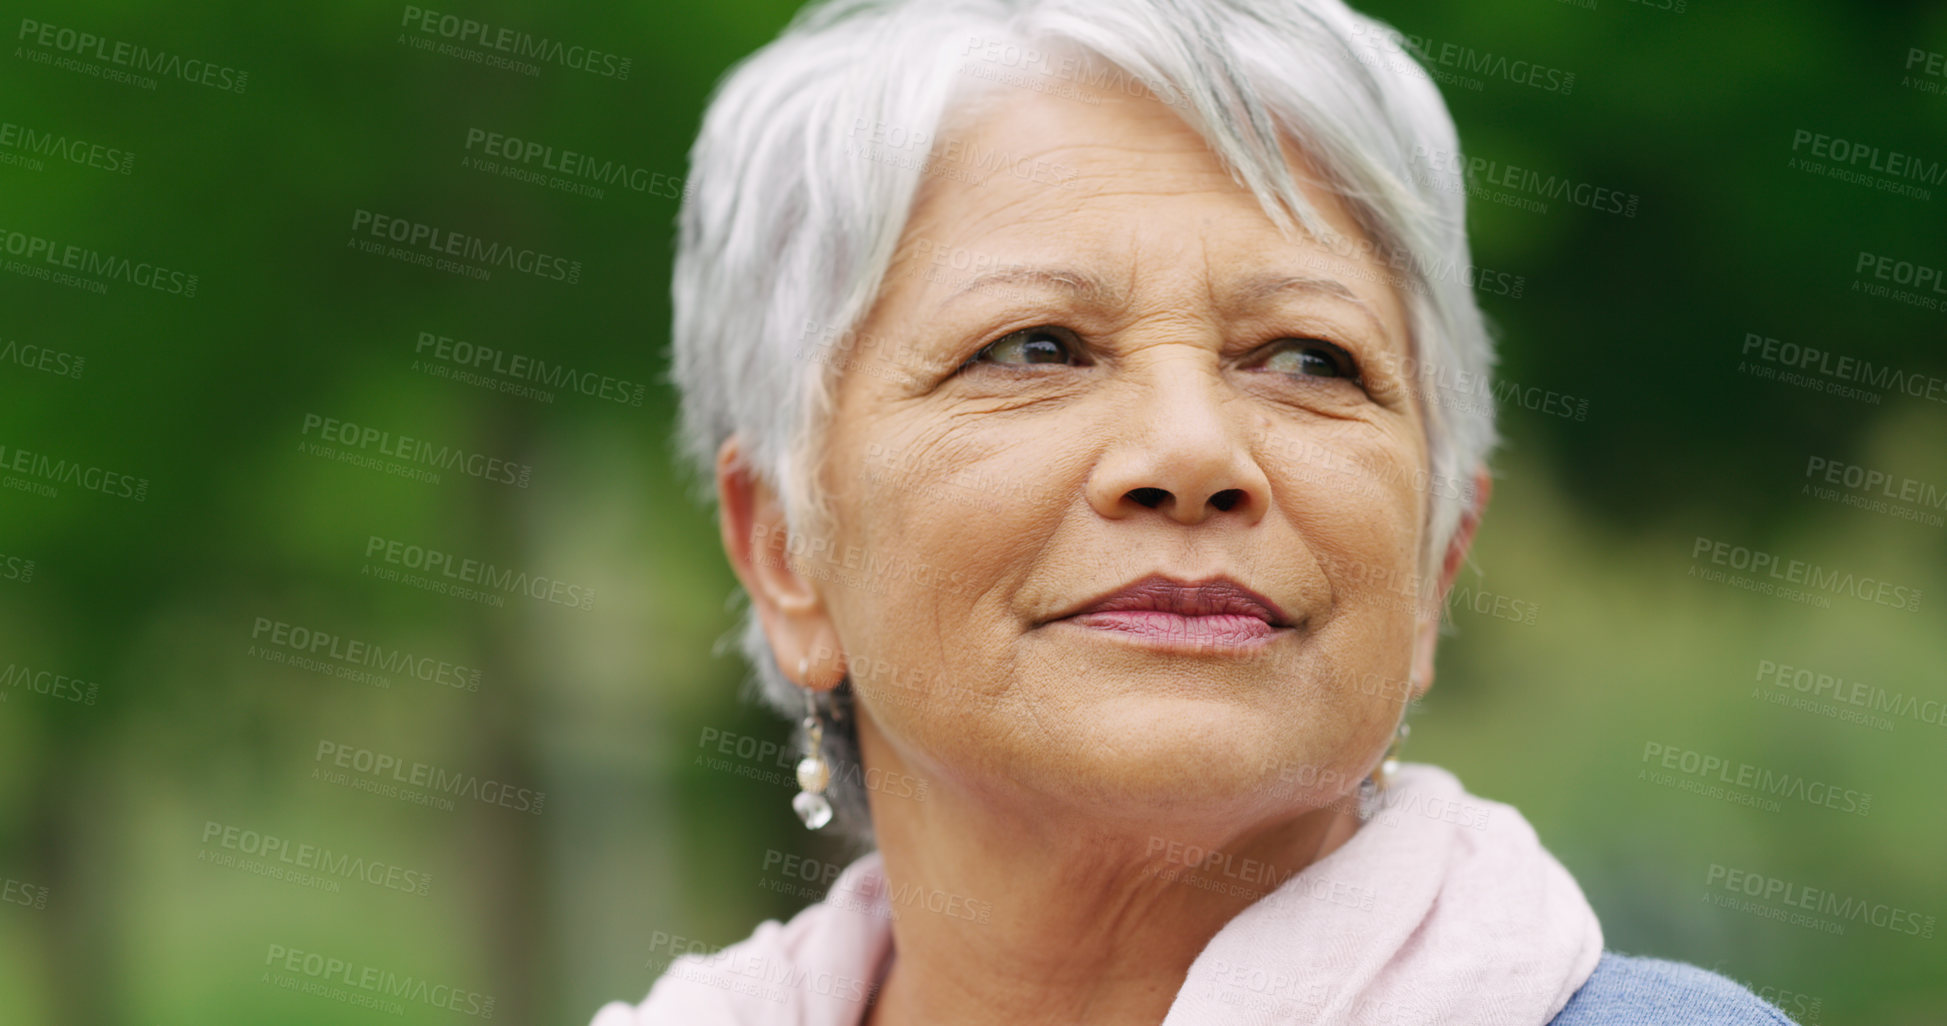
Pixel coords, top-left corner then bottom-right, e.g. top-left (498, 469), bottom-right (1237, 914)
top-left (250, 615), bottom-right (482, 692)
top-left (1705, 864), bottom-right (1935, 939)
top-left (1855, 250), bottom-right (1947, 293)
top-left (413, 331), bottom-right (645, 406)
top-left (1852, 250), bottom-right (1947, 313)
top-left (1907, 48), bottom-right (1946, 95)
top-left (1640, 742), bottom-right (1872, 816)
top-left (361, 535), bottom-right (597, 611)
top-left (0, 119), bottom-right (133, 174)
top-left (314, 740), bottom-right (546, 815)
top-left (0, 551), bottom-right (35, 584)
top-left (1349, 22), bottom-right (1575, 95)
top-left (202, 820), bottom-right (433, 897)
top-left (0, 661), bottom-right (100, 705)
top-left (641, 929), bottom-right (876, 1007)
top-left (15, 17), bottom-right (249, 93)
top-left (0, 336), bottom-right (84, 378)
top-left (1792, 128), bottom-right (1945, 181)
top-left (263, 943), bottom-right (495, 1018)
top-left (299, 413), bottom-right (533, 487)
top-left (1739, 331), bottom-right (1947, 405)
top-left (0, 441), bottom-right (149, 502)
top-left (1789, 128), bottom-right (1942, 201)
top-left (1802, 455), bottom-right (1947, 527)
top-left (399, 5), bottom-right (631, 80)
top-left (1413, 145), bottom-right (1639, 218)
top-left (1689, 536), bottom-right (1923, 612)
top-left (3, 877), bottom-right (48, 910)
top-left (462, 128), bottom-right (677, 199)
top-left (0, 224), bottom-right (198, 296)
top-left (348, 209), bottom-right (581, 284)
top-left (849, 117), bottom-right (1080, 190)
top-left (1753, 658), bottom-right (1947, 731)
top-left (1305, 226), bottom-right (1526, 300)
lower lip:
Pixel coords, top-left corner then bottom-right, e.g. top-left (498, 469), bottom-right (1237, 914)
top-left (1059, 611), bottom-right (1282, 650)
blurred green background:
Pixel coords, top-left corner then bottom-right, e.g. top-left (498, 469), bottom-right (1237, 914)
top-left (2, 0), bottom-right (1943, 1023)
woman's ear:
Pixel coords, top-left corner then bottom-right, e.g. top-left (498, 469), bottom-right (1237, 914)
top-left (1409, 466), bottom-right (1494, 699)
top-left (716, 436), bottom-right (846, 690)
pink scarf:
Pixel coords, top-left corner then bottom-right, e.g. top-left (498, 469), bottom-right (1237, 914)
top-left (591, 763), bottom-right (1604, 1025)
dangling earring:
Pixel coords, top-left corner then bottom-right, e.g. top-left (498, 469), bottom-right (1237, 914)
top-left (792, 658), bottom-right (833, 830)
top-left (1357, 711), bottom-right (1411, 821)
top-left (1381, 721), bottom-right (1408, 783)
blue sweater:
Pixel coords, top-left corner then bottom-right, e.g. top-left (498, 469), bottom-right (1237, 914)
top-left (1549, 952), bottom-right (1799, 1024)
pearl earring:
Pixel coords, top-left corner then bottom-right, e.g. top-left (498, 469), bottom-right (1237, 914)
top-left (1357, 712), bottom-right (1412, 821)
top-left (1380, 721), bottom-right (1408, 787)
top-left (791, 658), bottom-right (833, 830)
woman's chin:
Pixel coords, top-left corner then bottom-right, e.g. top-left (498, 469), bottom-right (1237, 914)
top-left (984, 699), bottom-right (1368, 823)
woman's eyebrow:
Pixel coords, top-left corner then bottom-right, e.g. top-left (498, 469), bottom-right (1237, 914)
top-left (1232, 273), bottom-right (1371, 313)
top-left (1229, 273), bottom-right (1389, 341)
top-left (936, 266), bottom-right (1122, 312)
top-left (930, 266), bottom-right (1391, 342)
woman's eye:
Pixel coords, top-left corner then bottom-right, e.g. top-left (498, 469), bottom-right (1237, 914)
top-left (966, 327), bottom-right (1081, 368)
top-left (1260, 339), bottom-right (1360, 382)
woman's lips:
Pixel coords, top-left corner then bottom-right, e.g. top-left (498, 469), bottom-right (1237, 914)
top-left (1060, 609), bottom-right (1282, 649)
top-left (1043, 572), bottom-right (1300, 654)
top-left (1045, 574), bottom-right (1294, 650)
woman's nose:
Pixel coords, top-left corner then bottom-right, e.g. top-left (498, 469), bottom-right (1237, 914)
top-left (1083, 360), bottom-right (1272, 526)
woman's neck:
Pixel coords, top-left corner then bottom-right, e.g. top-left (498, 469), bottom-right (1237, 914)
top-left (856, 730), bottom-right (1364, 1026)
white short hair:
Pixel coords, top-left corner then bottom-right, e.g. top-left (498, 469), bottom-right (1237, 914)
top-left (670, 0), bottom-right (1499, 837)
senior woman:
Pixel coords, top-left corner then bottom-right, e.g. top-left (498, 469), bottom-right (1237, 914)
top-left (593, 0), bottom-right (1795, 1023)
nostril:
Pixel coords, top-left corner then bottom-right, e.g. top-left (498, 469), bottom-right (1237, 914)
top-left (1128, 487), bottom-right (1168, 509)
top-left (1209, 489), bottom-right (1244, 513)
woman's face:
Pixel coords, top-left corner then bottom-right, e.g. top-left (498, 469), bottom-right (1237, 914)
top-left (801, 81), bottom-right (1435, 826)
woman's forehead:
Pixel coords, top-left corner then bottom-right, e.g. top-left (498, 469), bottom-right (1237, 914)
top-left (875, 156), bottom-right (1399, 365)
top-left (887, 82), bottom-right (1404, 321)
